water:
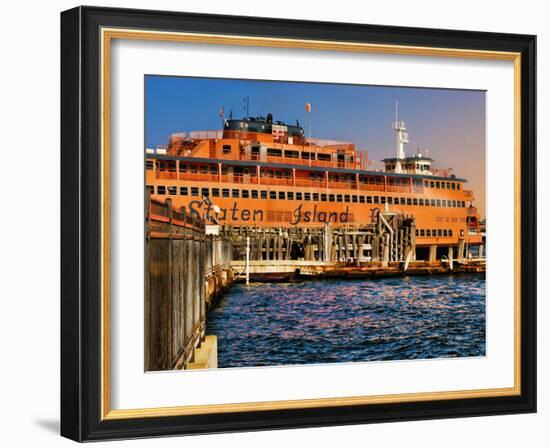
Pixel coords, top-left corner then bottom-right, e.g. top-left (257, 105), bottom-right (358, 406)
top-left (206, 274), bottom-right (486, 368)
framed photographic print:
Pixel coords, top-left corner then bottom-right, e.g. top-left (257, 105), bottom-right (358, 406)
top-left (60, 6), bottom-right (536, 441)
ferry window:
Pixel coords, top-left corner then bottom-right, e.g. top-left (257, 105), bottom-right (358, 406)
top-left (373, 196), bottom-right (379, 204)
top-left (449, 229), bottom-right (453, 237)
top-left (329, 194), bottom-right (335, 202)
top-left (321, 193), bottom-right (327, 202)
top-left (222, 189), bottom-right (230, 198)
top-left (461, 201), bottom-right (466, 207)
top-left (451, 183), bottom-right (456, 190)
top-left (305, 192), bottom-right (311, 201)
top-left (436, 199), bottom-right (441, 207)
top-left (179, 187), bottom-right (188, 196)
top-left (200, 165), bottom-right (208, 174)
top-left (443, 229), bottom-right (448, 237)
top-left (279, 191), bottom-right (285, 200)
top-left (457, 183), bottom-right (461, 190)
top-left (426, 229), bottom-right (431, 237)
top-left (222, 145), bottom-right (231, 154)
top-left (388, 197), bottom-right (393, 204)
top-left (381, 196), bottom-right (386, 204)
top-left (437, 229), bottom-right (443, 237)
top-left (301, 152), bottom-right (314, 160)
top-left (441, 200), bottom-right (447, 207)
top-left (157, 186), bottom-right (166, 195)
top-left (313, 193), bottom-right (320, 201)
top-left (435, 181), bottom-right (440, 188)
top-left (146, 185), bottom-right (154, 194)
top-left (344, 195), bottom-right (350, 203)
top-left (191, 187), bottom-right (199, 196)
top-left (251, 190), bottom-right (258, 199)
top-left (285, 150), bottom-right (299, 158)
top-left (352, 195), bottom-right (357, 203)
top-left (269, 191), bottom-right (276, 199)
top-left (359, 196), bottom-right (365, 203)
top-left (179, 164), bottom-right (187, 173)
top-left (419, 199), bottom-right (424, 206)
top-left (430, 181), bottom-right (435, 188)
top-left (267, 148), bottom-right (282, 157)
top-left (400, 198), bottom-right (406, 205)
top-left (201, 188), bottom-right (209, 197)
top-left (446, 182), bottom-right (451, 189)
top-left (242, 190), bottom-right (249, 198)
top-left (430, 199), bottom-right (436, 206)
top-left (146, 160), bottom-right (154, 170)
top-left (424, 180), bottom-right (429, 188)
top-left (231, 189), bottom-right (239, 198)
top-left (190, 165), bottom-right (198, 174)
top-left (366, 196), bottom-right (372, 204)
top-left (415, 229), bottom-right (419, 236)
top-left (210, 166), bottom-right (217, 174)
top-left (406, 198), bottom-right (412, 206)
top-left (221, 166), bottom-right (228, 175)
top-left (212, 188), bottom-right (220, 197)
top-left (420, 229), bottom-right (425, 237)
top-left (433, 229), bottom-right (437, 236)
top-left (261, 190), bottom-right (268, 199)
top-left (337, 195), bottom-right (343, 203)
top-left (413, 198), bottom-right (418, 206)
top-left (296, 192), bottom-right (303, 201)
top-left (452, 200), bottom-right (457, 207)
top-left (317, 153), bottom-right (331, 161)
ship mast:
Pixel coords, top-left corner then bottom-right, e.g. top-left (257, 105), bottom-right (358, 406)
top-left (392, 101), bottom-right (409, 173)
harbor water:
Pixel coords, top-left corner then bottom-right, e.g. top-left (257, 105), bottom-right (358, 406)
top-left (206, 274), bottom-right (486, 368)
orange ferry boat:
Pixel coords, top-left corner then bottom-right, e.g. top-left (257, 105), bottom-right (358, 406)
top-left (146, 111), bottom-right (484, 259)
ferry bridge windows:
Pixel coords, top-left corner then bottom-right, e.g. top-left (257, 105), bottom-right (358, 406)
top-left (212, 188), bottom-right (220, 197)
top-left (317, 153), bottom-right (331, 162)
top-left (260, 190), bottom-right (268, 199)
top-left (222, 188), bottom-right (230, 198)
top-left (284, 150), bottom-right (299, 159)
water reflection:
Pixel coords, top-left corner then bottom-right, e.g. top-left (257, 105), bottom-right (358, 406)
top-left (207, 274), bottom-right (486, 368)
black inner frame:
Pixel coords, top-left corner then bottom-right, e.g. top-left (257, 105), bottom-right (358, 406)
top-left (60, 6), bottom-right (536, 442)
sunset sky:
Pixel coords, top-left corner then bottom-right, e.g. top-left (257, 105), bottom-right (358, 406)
top-left (145, 76), bottom-right (486, 216)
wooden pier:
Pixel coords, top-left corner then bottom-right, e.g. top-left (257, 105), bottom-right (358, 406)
top-left (145, 198), bottom-right (233, 371)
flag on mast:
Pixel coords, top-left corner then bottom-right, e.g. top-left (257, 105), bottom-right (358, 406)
top-left (219, 107), bottom-right (225, 118)
top-left (305, 101), bottom-right (312, 113)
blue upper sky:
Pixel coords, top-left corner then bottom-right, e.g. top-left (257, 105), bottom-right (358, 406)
top-left (145, 76), bottom-right (486, 214)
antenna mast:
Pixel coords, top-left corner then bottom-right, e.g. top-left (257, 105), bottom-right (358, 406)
top-left (391, 101), bottom-right (409, 173)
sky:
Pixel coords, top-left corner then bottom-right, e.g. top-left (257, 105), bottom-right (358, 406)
top-left (145, 76), bottom-right (486, 216)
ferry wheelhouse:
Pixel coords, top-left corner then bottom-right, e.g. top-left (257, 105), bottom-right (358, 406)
top-left (145, 112), bottom-right (484, 259)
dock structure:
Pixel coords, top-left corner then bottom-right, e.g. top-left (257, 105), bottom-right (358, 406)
top-left (224, 210), bottom-right (416, 264)
top-left (145, 197), bottom-right (233, 371)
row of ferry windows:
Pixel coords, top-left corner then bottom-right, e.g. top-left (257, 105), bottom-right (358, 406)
top-left (147, 162), bottom-right (462, 190)
top-left (149, 185), bottom-right (467, 208)
top-left (416, 228), bottom-right (454, 238)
